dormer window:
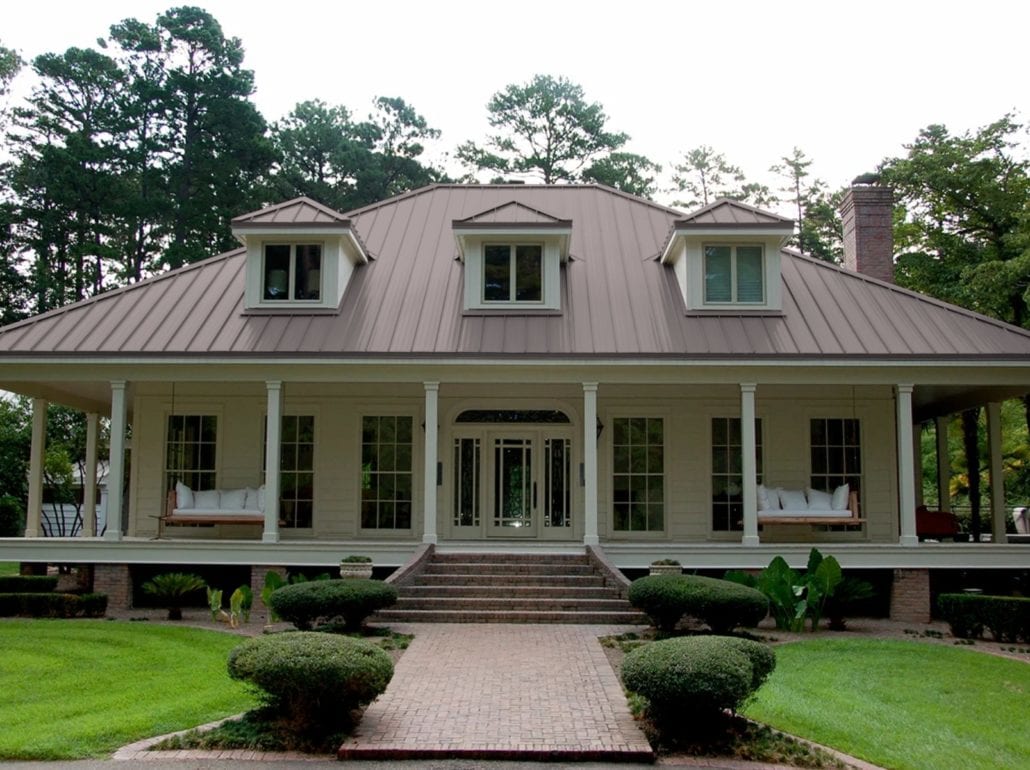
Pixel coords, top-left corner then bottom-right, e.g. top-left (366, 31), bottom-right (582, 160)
top-left (704, 245), bottom-right (764, 304)
top-left (484, 244), bottom-right (543, 303)
top-left (263, 244), bottom-right (323, 301)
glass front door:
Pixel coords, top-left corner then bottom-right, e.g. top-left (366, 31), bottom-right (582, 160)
top-left (490, 436), bottom-right (535, 536)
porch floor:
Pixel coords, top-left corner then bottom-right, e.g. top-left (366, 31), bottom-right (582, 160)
top-left (338, 623), bottom-right (653, 761)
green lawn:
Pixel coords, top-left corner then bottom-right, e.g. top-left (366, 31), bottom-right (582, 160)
top-left (0, 620), bottom-right (256, 759)
top-left (0, 562), bottom-right (19, 576)
top-left (745, 639), bottom-right (1029, 770)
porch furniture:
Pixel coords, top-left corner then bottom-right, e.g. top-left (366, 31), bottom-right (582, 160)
top-left (756, 484), bottom-right (864, 526)
top-left (915, 506), bottom-right (961, 540)
top-left (160, 482), bottom-right (266, 529)
top-left (1014, 507), bottom-right (1029, 535)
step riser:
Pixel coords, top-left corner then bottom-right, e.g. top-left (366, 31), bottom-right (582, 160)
top-left (422, 564), bottom-right (595, 576)
top-left (378, 610), bottom-right (647, 624)
top-left (414, 574), bottom-right (608, 587)
top-left (394, 598), bottom-right (632, 612)
top-left (432, 553), bottom-right (588, 564)
top-left (401, 586), bottom-right (619, 599)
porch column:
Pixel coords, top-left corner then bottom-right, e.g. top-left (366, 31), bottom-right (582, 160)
top-left (25, 398), bottom-right (47, 538)
top-left (262, 381), bottom-right (282, 544)
top-left (987, 402), bottom-right (1007, 544)
top-left (422, 382), bottom-right (439, 544)
top-left (104, 381), bottom-right (127, 541)
top-left (740, 384), bottom-right (759, 546)
top-left (82, 412), bottom-right (99, 537)
top-left (935, 415), bottom-right (951, 512)
top-left (896, 384), bottom-right (918, 546)
top-left (913, 423), bottom-right (924, 508)
top-left (583, 382), bottom-right (599, 545)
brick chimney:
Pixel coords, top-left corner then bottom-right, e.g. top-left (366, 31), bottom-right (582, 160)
top-left (839, 185), bottom-right (894, 283)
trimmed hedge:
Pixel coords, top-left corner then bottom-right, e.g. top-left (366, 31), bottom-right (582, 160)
top-left (228, 631), bottom-right (393, 735)
top-left (621, 635), bottom-right (775, 719)
top-left (0, 575), bottom-right (59, 593)
top-left (0, 591), bottom-right (108, 618)
top-left (938, 593), bottom-right (1030, 643)
top-left (268, 578), bottom-right (398, 631)
top-left (628, 574), bottom-right (768, 633)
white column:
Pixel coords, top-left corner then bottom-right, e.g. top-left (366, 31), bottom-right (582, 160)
top-left (262, 381), bottom-right (282, 544)
top-left (83, 412), bottom-right (99, 537)
top-left (896, 384), bottom-right (918, 546)
top-left (583, 383), bottom-right (599, 545)
top-left (740, 383), bottom-right (759, 546)
top-left (913, 422), bottom-right (925, 508)
top-left (25, 398), bottom-right (47, 538)
top-left (987, 402), bottom-right (1007, 544)
top-left (935, 415), bottom-right (951, 512)
top-left (422, 382), bottom-right (439, 544)
top-left (105, 382), bottom-right (127, 541)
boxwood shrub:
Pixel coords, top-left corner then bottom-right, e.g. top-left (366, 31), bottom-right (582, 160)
top-left (938, 593), bottom-right (1030, 642)
top-left (268, 578), bottom-right (398, 631)
top-left (0, 591), bottom-right (107, 618)
top-left (0, 575), bottom-right (59, 593)
top-left (621, 635), bottom-right (775, 721)
top-left (227, 631), bottom-right (393, 735)
top-left (627, 574), bottom-right (768, 633)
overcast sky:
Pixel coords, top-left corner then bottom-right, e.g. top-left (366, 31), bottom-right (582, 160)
top-left (4, 0), bottom-right (1029, 210)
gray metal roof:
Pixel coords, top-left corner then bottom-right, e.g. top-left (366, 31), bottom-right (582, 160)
top-left (231, 196), bottom-right (350, 226)
top-left (1, 184), bottom-right (1029, 360)
top-left (673, 197), bottom-right (794, 227)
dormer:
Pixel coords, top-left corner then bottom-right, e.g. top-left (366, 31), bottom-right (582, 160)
top-left (660, 199), bottom-right (793, 313)
top-left (453, 201), bottom-right (571, 312)
top-left (232, 197), bottom-right (368, 312)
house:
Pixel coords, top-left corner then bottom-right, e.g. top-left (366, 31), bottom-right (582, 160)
top-left (0, 183), bottom-right (1027, 621)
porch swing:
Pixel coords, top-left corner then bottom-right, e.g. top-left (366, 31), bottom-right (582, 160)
top-left (157, 383), bottom-right (267, 536)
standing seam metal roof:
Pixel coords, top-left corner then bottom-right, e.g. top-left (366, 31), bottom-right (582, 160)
top-left (1, 184), bottom-right (1029, 359)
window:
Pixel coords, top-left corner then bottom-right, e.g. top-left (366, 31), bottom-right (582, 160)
top-left (612, 417), bottom-right (664, 532)
top-left (483, 244), bottom-right (542, 302)
top-left (704, 245), bottom-right (764, 304)
top-left (165, 415), bottom-right (217, 492)
top-left (711, 417), bottom-right (763, 532)
top-left (544, 437), bottom-right (571, 528)
top-left (810, 418), bottom-right (861, 494)
top-left (361, 416), bottom-right (413, 529)
top-left (453, 437), bottom-right (480, 527)
top-left (263, 243), bottom-right (322, 301)
top-left (279, 416), bottom-right (314, 528)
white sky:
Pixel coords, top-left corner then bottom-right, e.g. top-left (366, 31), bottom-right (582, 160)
top-left (3, 0), bottom-right (1028, 210)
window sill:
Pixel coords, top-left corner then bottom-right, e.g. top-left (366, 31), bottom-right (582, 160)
top-left (685, 308), bottom-right (785, 317)
top-left (463, 308), bottom-right (563, 317)
top-left (242, 306), bottom-right (340, 316)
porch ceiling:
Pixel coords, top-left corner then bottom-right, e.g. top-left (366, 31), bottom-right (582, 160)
top-left (914, 384), bottom-right (1030, 421)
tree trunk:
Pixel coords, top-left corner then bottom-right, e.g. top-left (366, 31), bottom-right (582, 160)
top-left (961, 408), bottom-right (981, 539)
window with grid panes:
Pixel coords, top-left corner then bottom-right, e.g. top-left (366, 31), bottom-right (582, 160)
top-left (261, 415), bottom-right (315, 528)
top-left (612, 417), bottom-right (664, 532)
top-left (361, 416), bottom-right (414, 529)
top-left (810, 418), bottom-right (861, 495)
top-left (165, 415), bottom-right (217, 492)
top-left (711, 417), bottom-right (763, 531)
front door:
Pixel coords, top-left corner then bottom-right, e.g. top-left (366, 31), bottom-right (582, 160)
top-left (451, 426), bottom-right (574, 539)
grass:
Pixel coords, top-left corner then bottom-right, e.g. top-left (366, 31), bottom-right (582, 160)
top-left (744, 639), bottom-right (1030, 770)
top-left (0, 562), bottom-right (19, 576)
top-left (0, 620), bottom-right (255, 759)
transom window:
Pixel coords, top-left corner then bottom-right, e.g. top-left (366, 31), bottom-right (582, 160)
top-left (165, 415), bottom-right (217, 492)
top-left (361, 416), bottom-right (414, 530)
top-left (263, 243), bottom-right (322, 301)
top-left (810, 418), bottom-right (861, 494)
top-left (612, 417), bottom-right (664, 532)
top-left (711, 417), bottom-right (763, 532)
top-left (483, 244), bottom-right (543, 302)
top-left (704, 244), bottom-right (764, 304)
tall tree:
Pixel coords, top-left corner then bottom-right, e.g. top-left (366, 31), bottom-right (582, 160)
top-left (0, 42), bottom-right (26, 321)
top-left (456, 74), bottom-right (635, 184)
top-left (672, 145), bottom-right (746, 209)
top-left (582, 152), bottom-right (661, 198)
top-left (770, 147), bottom-right (840, 261)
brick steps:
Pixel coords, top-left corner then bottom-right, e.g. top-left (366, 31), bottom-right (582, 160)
top-left (378, 550), bottom-right (645, 625)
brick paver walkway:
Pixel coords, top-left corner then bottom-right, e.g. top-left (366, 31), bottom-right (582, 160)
top-left (338, 624), bottom-right (654, 762)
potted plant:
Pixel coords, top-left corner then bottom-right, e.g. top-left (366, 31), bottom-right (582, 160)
top-left (339, 555), bottom-right (373, 579)
top-left (650, 558), bottom-right (681, 576)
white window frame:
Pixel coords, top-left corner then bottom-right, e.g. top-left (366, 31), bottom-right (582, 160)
top-left (481, 242), bottom-right (545, 305)
top-left (609, 415), bottom-right (667, 535)
top-left (261, 242), bottom-right (324, 303)
top-left (703, 243), bottom-right (765, 305)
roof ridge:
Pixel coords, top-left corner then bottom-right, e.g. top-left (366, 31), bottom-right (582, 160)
top-left (457, 200), bottom-right (565, 223)
top-left (232, 196), bottom-right (348, 223)
top-left (783, 249), bottom-right (1030, 340)
top-left (678, 196), bottom-right (793, 224)
top-left (0, 248), bottom-right (245, 337)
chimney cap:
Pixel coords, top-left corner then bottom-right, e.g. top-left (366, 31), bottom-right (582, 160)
top-left (851, 172), bottom-right (882, 186)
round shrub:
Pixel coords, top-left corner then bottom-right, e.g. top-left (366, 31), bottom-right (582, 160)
top-left (228, 631), bottom-right (393, 735)
top-left (621, 635), bottom-right (775, 720)
top-left (628, 574), bottom-right (768, 633)
top-left (268, 578), bottom-right (398, 631)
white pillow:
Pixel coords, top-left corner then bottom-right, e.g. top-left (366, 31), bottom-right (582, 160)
top-left (257, 485), bottom-right (266, 513)
top-left (175, 481), bottom-right (194, 510)
top-left (757, 484), bottom-right (771, 511)
top-left (244, 487), bottom-right (260, 511)
top-left (194, 489), bottom-right (220, 509)
top-left (807, 488), bottom-right (833, 510)
top-left (220, 488), bottom-right (247, 510)
top-left (832, 483), bottom-right (851, 511)
top-left (778, 488), bottom-right (807, 510)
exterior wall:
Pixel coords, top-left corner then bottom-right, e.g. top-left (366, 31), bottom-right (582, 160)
top-left (890, 568), bottom-right (931, 623)
top-left (94, 563), bottom-right (132, 610)
top-left (126, 380), bottom-right (900, 546)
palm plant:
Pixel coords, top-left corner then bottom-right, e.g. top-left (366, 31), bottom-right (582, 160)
top-left (142, 572), bottom-right (207, 620)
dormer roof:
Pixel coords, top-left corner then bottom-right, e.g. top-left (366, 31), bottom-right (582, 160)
top-left (231, 196), bottom-right (351, 228)
top-left (661, 198), bottom-right (794, 264)
top-left (452, 200), bottom-right (572, 262)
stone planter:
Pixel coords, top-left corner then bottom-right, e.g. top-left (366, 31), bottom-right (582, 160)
top-left (339, 563), bottom-right (373, 579)
top-left (649, 564), bottom-right (682, 576)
